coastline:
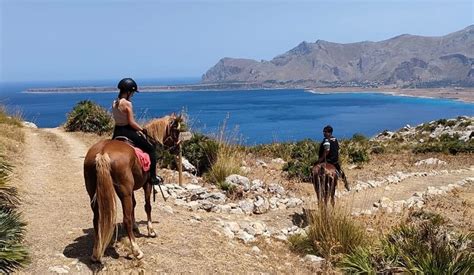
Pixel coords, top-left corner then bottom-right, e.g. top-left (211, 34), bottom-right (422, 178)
top-left (23, 85), bottom-right (473, 104)
top-left (306, 87), bottom-right (474, 104)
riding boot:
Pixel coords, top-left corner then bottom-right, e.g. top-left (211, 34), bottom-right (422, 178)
top-left (149, 150), bottom-right (161, 185)
top-left (341, 171), bottom-right (350, 191)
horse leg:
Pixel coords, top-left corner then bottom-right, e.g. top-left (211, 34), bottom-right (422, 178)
top-left (122, 194), bottom-right (143, 259)
top-left (144, 183), bottom-right (157, 237)
top-left (132, 194), bottom-right (140, 236)
top-left (330, 178), bottom-right (336, 207)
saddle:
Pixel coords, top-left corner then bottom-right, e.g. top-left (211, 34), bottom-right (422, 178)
top-left (114, 136), bottom-right (151, 172)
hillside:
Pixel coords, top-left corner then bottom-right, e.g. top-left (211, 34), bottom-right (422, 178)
top-left (3, 115), bottom-right (471, 273)
top-left (203, 26), bottom-right (474, 88)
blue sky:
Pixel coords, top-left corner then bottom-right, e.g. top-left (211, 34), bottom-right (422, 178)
top-left (1, 0), bottom-right (472, 82)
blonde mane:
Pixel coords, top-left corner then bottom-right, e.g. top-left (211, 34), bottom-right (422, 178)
top-left (144, 116), bottom-right (172, 145)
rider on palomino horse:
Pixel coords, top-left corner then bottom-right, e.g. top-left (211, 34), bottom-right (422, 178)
top-left (316, 125), bottom-right (350, 191)
top-left (112, 78), bottom-right (160, 185)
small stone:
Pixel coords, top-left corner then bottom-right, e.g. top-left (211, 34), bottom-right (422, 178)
top-left (251, 246), bottom-right (261, 254)
top-left (304, 254), bottom-right (325, 265)
top-left (163, 205), bottom-right (174, 214)
top-left (48, 266), bottom-right (69, 274)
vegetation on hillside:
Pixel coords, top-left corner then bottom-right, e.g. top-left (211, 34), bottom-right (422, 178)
top-left (0, 107), bottom-right (29, 272)
top-left (288, 207), bottom-right (473, 273)
top-left (64, 100), bottom-right (113, 135)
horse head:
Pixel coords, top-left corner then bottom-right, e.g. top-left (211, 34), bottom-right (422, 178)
top-left (144, 113), bottom-right (184, 152)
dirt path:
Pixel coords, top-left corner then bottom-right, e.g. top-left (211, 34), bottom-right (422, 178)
top-left (12, 127), bottom-right (473, 273)
top-left (13, 128), bottom-right (315, 273)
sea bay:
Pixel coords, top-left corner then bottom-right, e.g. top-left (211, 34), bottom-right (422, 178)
top-left (1, 81), bottom-right (473, 144)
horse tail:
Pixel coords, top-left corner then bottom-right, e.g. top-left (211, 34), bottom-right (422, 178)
top-left (92, 153), bottom-right (117, 261)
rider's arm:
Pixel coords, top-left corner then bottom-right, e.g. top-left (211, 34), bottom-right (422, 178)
top-left (123, 102), bottom-right (144, 132)
top-left (318, 140), bottom-right (331, 163)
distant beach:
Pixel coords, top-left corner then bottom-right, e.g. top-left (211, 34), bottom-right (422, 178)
top-left (24, 84), bottom-right (474, 104)
top-left (306, 87), bottom-right (474, 104)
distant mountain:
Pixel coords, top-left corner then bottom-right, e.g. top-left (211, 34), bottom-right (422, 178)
top-left (202, 26), bottom-right (474, 88)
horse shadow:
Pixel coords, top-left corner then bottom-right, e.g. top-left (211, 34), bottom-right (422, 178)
top-left (63, 225), bottom-right (139, 271)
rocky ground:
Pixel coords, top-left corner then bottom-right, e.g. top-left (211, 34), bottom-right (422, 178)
top-left (10, 118), bottom-right (474, 274)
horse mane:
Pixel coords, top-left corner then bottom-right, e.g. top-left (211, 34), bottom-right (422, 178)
top-left (144, 116), bottom-right (172, 145)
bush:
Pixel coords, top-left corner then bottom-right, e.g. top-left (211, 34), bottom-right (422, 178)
top-left (64, 100), bottom-right (113, 135)
top-left (204, 142), bottom-right (242, 186)
top-left (249, 142), bottom-right (294, 160)
top-left (182, 133), bottom-right (219, 176)
top-left (0, 156), bottom-right (29, 272)
top-left (339, 210), bottom-right (474, 274)
top-left (413, 139), bottom-right (474, 155)
top-left (282, 139), bottom-right (319, 182)
top-left (290, 206), bottom-right (369, 266)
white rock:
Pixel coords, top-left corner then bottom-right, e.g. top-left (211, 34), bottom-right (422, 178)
top-left (22, 121), bottom-right (38, 128)
top-left (286, 197), bottom-right (303, 208)
top-left (243, 221), bottom-right (267, 236)
top-left (225, 174), bottom-right (251, 191)
top-left (256, 159), bottom-right (268, 168)
top-left (253, 196), bottom-right (270, 214)
top-left (225, 221), bottom-right (241, 233)
top-left (181, 157), bottom-right (197, 173)
top-left (251, 179), bottom-right (264, 191)
top-left (236, 230), bottom-right (256, 243)
top-left (48, 266), bottom-right (69, 274)
top-left (239, 199), bottom-right (254, 214)
top-left (268, 183), bottom-right (285, 194)
top-left (230, 208), bottom-right (244, 215)
top-left (222, 227), bottom-right (235, 239)
top-left (251, 246), bottom-right (261, 254)
top-left (415, 158), bottom-right (447, 166)
top-left (271, 158), bottom-right (286, 164)
top-left (304, 254), bottom-right (325, 265)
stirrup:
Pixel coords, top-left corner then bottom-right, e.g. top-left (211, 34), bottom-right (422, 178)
top-left (151, 175), bottom-right (163, 185)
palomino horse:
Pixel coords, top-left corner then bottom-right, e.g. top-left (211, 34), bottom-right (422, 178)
top-left (83, 114), bottom-right (182, 262)
top-left (311, 162), bottom-right (338, 207)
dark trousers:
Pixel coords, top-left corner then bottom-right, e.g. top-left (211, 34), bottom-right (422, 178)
top-left (113, 125), bottom-right (158, 178)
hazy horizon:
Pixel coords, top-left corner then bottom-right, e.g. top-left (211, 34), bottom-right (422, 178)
top-left (1, 0), bottom-right (472, 82)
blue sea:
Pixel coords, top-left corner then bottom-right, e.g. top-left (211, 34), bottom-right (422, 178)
top-left (1, 79), bottom-right (473, 145)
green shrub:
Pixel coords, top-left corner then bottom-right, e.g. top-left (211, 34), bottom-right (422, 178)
top-left (347, 148), bottom-right (370, 164)
top-left (413, 139), bottom-right (474, 155)
top-left (64, 100), bottom-right (113, 135)
top-left (182, 133), bottom-right (219, 176)
top-left (305, 206), bottom-right (369, 264)
top-left (282, 139), bottom-right (319, 182)
top-left (339, 210), bottom-right (474, 274)
top-left (288, 233), bottom-right (316, 255)
top-left (0, 156), bottom-right (29, 272)
top-left (249, 142), bottom-right (294, 160)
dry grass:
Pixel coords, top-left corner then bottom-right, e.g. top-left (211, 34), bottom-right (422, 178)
top-left (204, 117), bottom-right (245, 186)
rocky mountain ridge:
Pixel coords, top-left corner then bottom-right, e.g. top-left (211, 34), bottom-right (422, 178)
top-left (202, 26), bottom-right (474, 88)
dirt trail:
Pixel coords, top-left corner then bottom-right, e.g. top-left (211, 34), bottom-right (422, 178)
top-left (11, 127), bottom-right (473, 273)
top-left (13, 128), bottom-right (314, 273)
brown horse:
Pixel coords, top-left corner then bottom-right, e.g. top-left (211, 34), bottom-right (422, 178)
top-left (311, 162), bottom-right (338, 207)
top-left (83, 114), bottom-right (182, 262)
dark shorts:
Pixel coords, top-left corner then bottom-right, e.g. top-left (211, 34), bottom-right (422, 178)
top-left (112, 125), bottom-right (155, 154)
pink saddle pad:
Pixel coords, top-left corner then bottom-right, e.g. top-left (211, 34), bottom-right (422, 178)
top-left (133, 147), bottom-right (151, 172)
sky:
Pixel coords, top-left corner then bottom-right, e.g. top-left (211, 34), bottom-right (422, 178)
top-left (1, 0), bottom-right (473, 82)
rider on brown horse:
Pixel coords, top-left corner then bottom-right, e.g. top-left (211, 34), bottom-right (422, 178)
top-left (316, 125), bottom-right (350, 191)
top-left (112, 78), bottom-right (160, 185)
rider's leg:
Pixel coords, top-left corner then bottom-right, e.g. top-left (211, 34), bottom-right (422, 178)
top-left (129, 130), bottom-right (160, 185)
top-left (334, 162), bottom-right (350, 191)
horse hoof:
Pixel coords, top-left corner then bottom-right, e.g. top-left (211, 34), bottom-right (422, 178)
top-left (149, 230), bottom-right (157, 238)
top-left (90, 255), bottom-right (102, 264)
top-left (135, 250), bottom-right (144, 259)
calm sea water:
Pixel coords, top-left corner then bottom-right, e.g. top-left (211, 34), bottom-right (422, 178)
top-left (1, 80), bottom-right (473, 144)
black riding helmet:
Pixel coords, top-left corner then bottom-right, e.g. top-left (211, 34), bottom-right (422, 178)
top-left (117, 78), bottom-right (139, 93)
